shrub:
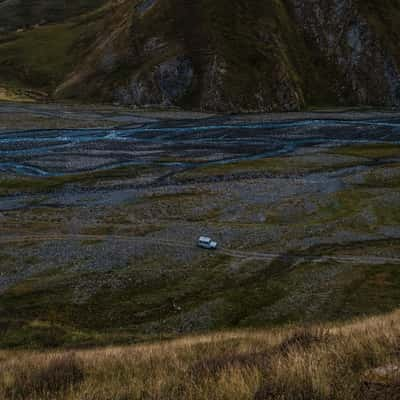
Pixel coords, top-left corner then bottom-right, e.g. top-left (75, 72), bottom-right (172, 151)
top-left (5, 353), bottom-right (84, 399)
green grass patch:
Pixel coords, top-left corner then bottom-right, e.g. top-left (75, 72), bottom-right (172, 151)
top-left (297, 238), bottom-right (400, 258)
top-left (3, 248), bottom-right (400, 349)
top-left (319, 188), bottom-right (370, 221)
top-left (0, 22), bottom-right (87, 91)
top-left (333, 144), bottom-right (400, 159)
top-left (0, 165), bottom-right (150, 196)
top-left (340, 264), bottom-right (400, 318)
top-left (178, 157), bottom-right (324, 179)
top-left (363, 163), bottom-right (400, 188)
top-left (308, 186), bottom-right (400, 231)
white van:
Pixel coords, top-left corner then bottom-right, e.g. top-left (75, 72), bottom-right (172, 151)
top-left (197, 236), bottom-right (218, 250)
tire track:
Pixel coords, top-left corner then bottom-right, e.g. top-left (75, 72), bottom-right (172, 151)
top-left (1, 234), bottom-right (400, 265)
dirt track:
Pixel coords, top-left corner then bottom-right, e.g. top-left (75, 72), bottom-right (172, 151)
top-left (2, 234), bottom-right (400, 265)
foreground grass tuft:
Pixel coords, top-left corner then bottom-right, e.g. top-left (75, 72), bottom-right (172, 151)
top-left (1, 352), bottom-right (83, 399)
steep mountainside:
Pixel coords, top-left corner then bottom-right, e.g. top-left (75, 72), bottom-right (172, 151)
top-left (1, 0), bottom-right (400, 111)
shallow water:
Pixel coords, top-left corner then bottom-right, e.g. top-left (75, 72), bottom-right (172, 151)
top-left (1, 118), bottom-right (399, 176)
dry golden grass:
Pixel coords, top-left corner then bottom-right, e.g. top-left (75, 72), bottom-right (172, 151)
top-left (2, 311), bottom-right (400, 399)
top-left (0, 87), bottom-right (33, 102)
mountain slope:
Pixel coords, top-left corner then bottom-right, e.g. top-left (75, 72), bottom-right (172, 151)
top-left (0, 0), bottom-right (107, 32)
top-left (1, 0), bottom-right (400, 111)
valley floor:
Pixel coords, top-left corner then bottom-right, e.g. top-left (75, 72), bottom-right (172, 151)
top-left (0, 103), bottom-right (400, 350)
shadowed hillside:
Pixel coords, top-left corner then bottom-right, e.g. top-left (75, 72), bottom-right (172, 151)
top-left (1, 0), bottom-right (400, 110)
top-left (0, 0), bottom-right (107, 32)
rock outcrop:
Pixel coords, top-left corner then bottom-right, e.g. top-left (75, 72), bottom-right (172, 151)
top-left (289, 0), bottom-right (400, 106)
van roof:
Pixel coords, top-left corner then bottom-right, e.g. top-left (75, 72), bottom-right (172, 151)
top-left (199, 236), bottom-right (211, 242)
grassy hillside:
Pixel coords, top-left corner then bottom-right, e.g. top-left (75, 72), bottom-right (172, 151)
top-left (1, 310), bottom-right (400, 399)
top-left (1, 0), bottom-right (400, 109)
top-left (0, 0), bottom-right (107, 32)
top-left (0, 24), bottom-right (86, 91)
top-left (0, 5), bottom-right (107, 94)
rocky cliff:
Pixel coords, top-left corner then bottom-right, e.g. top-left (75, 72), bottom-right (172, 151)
top-left (1, 0), bottom-right (400, 111)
